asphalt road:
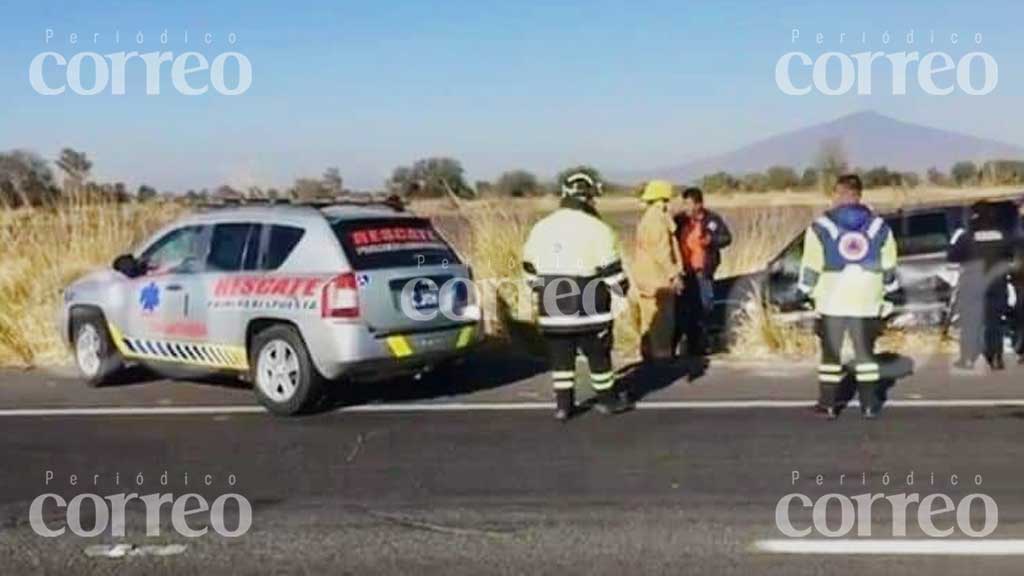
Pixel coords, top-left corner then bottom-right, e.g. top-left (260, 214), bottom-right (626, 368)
top-left (2, 355), bottom-right (1024, 575)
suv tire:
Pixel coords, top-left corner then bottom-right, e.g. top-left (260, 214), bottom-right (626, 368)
top-left (250, 325), bottom-right (325, 416)
top-left (71, 312), bottom-right (124, 387)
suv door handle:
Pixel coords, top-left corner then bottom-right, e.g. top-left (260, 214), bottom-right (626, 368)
top-left (165, 284), bottom-right (183, 292)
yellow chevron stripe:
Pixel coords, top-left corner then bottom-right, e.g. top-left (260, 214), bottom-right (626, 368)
top-left (386, 335), bottom-right (413, 358)
top-left (456, 326), bottom-right (475, 349)
top-left (106, 323), bottom-right (248, 371)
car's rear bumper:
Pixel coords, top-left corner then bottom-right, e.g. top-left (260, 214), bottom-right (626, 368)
top-left (302, 319), bottom-right (482, 380)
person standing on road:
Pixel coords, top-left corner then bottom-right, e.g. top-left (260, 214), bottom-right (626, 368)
top-left (522, 172), bottom-right (634, 421)
top-left (948, 201), bottom-right (1016, 371)
top-left (633, 180), bottom-right (683, 361)
top-left (798, 174), bottom-right (899, 420)
top-left (672, 187), bottom-right (731, 358)
top-left (1015, 206), bottom-right (1024, 364)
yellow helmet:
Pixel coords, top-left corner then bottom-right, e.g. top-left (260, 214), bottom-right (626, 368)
top-left (641, 180), bottom-right (673, 203)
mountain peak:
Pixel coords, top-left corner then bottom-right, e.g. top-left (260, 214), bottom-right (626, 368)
top-left (632, 112), bottom-right (1023, 183)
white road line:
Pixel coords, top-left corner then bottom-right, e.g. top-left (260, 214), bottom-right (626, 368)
top-left (2, 398), bottom-right (1024, 417)
top-left (754, 539), bottom-right (1024, 556)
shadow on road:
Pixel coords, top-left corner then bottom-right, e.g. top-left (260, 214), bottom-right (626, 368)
top-left (322, 342), bottom-right (547, 411)
top-left (616, 357), bottom-right (705, 402)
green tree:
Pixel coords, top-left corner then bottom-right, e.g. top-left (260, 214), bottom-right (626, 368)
top-left (951, 161), bottom-right (979, 187)
top-left (291, 178), bottom-right (328, 200)
top-left (0, 150), bottom-right (59, 207)
top-left (799, 167), bottom-right (819, 189)
top-left (765, 166), bottom-right (799, 190)
top-left (816, 138), bottom-right (848, 194)
top-left (701, 171), bottom-right (740, 192)
top-left (137, 184), bottom-right (158, 202)
top-left (389, 157), bottom-right (472, 199)
top-left (495, 170), bottom-right (541, 197)
top-left (322, 167), bottom-right (344, 196)
top-left (55, 148), bottom-right (92, 196)
top-left (926, 166), bottom-right (949, 187)
top-left (740, 172), bottom-right (769, 192)
top-left (980, 160), bottom-right (1024, 186)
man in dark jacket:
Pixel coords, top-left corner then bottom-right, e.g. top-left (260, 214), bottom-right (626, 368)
top-left (1013, 204), bottom-right (1024, 364)
top-left (672, 187), bottom-right (732, 358)
top-left (949, 201), bottom-right (1016, 370)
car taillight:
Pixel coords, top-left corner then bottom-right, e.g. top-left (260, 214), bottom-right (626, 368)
top-left (322, 273), bottom-right (360, 318)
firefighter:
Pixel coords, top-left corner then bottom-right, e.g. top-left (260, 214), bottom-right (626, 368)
top-left (798, 174), bottom-right (899, 420)
top-left (522, 172), bottom-right (634, 421)
top-left (949, 201), bottom-right (1015, 371)
top-left (633, 180), bottom-right (683, 361)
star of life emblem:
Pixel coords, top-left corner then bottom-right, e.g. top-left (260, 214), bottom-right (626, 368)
top-left (838, 231), bottom-right (870, 262)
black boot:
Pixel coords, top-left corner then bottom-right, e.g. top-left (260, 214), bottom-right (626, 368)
top-left (857, 383), bottom-right (880, 419)
top-left (991, 354), bottom-right (1006, 371)
top-left (818, 382), bottom-right (841, 420)
top-left (593, 386), bottom-right (634, 415)
top-left (554, 389), bottom-right (574, 422)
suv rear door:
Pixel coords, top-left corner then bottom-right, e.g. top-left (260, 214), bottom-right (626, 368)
top-left (329, 216), bottom-right (476, 335)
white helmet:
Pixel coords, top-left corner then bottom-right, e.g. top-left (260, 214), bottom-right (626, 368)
top-left (561, 171), bottom-right (603, 198)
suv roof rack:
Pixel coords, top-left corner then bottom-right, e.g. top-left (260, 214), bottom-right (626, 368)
top-left (200, 194), bottom-right (405, 212)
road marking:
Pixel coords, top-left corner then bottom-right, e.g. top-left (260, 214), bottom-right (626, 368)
top-left (84, 543), bottom-right (188, 558)
top-left (3, 398), bottom-right (1024, 417)
top-left (754, 539), bottom-right (1024, 556)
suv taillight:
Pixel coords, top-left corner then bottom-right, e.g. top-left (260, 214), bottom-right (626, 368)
top-left (322, 273), bottom-right (360, 318)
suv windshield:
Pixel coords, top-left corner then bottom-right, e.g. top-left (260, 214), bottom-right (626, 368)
top-left (330, 217), bottom-right (460, 270)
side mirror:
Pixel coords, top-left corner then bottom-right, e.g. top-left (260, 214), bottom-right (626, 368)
top-left (112, 254), bottom-right (143, 278)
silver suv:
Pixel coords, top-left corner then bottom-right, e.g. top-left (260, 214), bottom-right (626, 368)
top-left (60, 199), bottom-right (482, 415)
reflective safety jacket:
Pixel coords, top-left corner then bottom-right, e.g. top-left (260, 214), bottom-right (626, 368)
top-left (522, 207), bottom-right (627, 334)
top-left (798, 204), bottom-right (899, 318)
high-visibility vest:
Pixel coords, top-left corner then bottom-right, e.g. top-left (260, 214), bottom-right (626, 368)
top-left (798, 205), bottom-right (899, 318)
top-left (522, 207), bottom-right (626, 333)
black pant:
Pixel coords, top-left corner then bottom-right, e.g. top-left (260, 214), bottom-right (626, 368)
top-left (817, 316), bottom-right (881, 410)
top-left (959, 291), bottom-right (1007, 363)
top-left (544, 328), bottom-right (615, 392)
top-left (674, 272), bottom-right (711, 356)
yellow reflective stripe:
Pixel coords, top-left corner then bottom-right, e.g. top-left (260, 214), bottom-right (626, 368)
top-left (456, 326), bottom-right (475, 349)
top-left (386, 335), bottom-right (413, 358)
top-left (819, 374), bottom-right (845, 383)
top-left (105, 323), bottom-right (247, 370)
top-left (857, 373), bottom-right (881, 383)
top-left (106, 322), bottom-right (132, 356)
top-left (591, 372), bottom-right (614, 382)
top-left (551, 370), bottom-right (575, 379)
top-left (553, 379), bottom-right (576, 390)
top-left (819, 364), bottom-right (844, 373)
top-left (855, 363), bottom-right (880, 372)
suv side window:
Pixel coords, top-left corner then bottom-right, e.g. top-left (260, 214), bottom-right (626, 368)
top-left (261, 225), bottom-right (305, 270)
top-left (207, 223), bottom-right (260, 272)
top-left (140, 226), bottom-right (207, 275)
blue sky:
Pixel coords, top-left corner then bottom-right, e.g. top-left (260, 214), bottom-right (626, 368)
top-left (1, 0), bottom-right (1022, 191)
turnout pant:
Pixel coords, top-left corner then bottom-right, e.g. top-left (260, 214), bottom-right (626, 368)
top-left (544, 328), bottom-right (615, 393)
top-left (817, 316), bottom-right (881, 410)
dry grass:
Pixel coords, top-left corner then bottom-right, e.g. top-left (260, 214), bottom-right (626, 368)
top-left (0, 200), bottom-right (183, 366)
top-left (1, 185), bottom-right (1008, 367)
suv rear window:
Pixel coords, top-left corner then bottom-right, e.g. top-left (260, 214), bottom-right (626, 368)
top-left (886, 212), bottom-right (951, 257)
top-left (331, 217), bottom-right (459, 270)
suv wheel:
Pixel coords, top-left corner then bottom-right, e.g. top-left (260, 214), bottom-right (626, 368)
top-left (72, 314), bottom-right (124, 387)
top-left (251, 325), bottom-right (324, 416)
